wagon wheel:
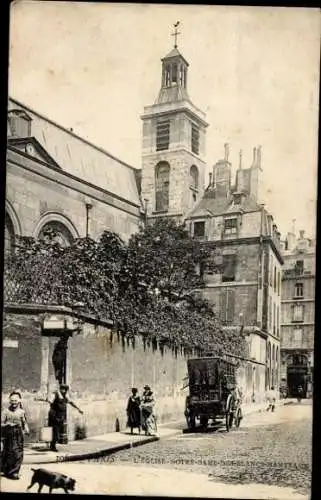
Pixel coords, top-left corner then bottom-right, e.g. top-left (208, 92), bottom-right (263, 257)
top-left (225, 395), bottom-right (234, 432)
top-left (234, 409), bottom-right (242, 429)
top-left (186, 412), bottom-right (196, 430)
top-left (225, 411), bottom-right (234, 432)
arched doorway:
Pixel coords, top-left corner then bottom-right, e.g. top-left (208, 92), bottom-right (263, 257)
top-left (286, 352), bottom-right (309, 398)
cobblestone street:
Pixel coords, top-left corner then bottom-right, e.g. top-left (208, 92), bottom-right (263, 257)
top-left (111, 401), bottom-right (312, 496)
top-left (1, 401), bottom-right (312, 498)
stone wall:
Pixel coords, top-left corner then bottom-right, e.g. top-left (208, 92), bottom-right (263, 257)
top-left (2, 311), bottom-right (189, 442)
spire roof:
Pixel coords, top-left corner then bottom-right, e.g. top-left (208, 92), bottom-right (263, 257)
top-left (161, 47), bottom-right (189, 66)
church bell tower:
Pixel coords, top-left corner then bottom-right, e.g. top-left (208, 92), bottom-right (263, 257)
top-left (141, 24), bottom-right (208, 220)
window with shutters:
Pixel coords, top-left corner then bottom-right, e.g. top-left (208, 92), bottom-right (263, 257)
top-left (193, 221), bottom-right (205, 239)
top-left (205, 254), bottom-right (222, 275)
top-left (292, 303), bottom-right (304, 322)
top-left (224, 218), bottom-right (237, 236)
top-left (222, 254), bottom-right (236, 282)
top-left (294, 282), bottom-right (304, 298)
top-left (155, 161), bottom-right (170, 212)
top-left (191, 124), bottom-right (200, 155)
top-left (273, 302), bottom-right (276, 334)
top-left (156, 120), bottom-right (170, 151)
top-left (295, 260), bottom-right (304, 275)
top-left (220, 288), bottom-right (235, 324)
top-left (268, 296), bottom-right (272, 330)
top-left (269, 261), bottom-right (273, 286)
top-left (273, 266), bottom-right (277, 291)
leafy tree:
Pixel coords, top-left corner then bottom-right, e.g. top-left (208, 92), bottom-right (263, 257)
top-left (3, 219), bottom-right (247, 358)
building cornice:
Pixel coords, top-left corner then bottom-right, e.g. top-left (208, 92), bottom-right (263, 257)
top-left (7, 147), bottom-right (142, 219)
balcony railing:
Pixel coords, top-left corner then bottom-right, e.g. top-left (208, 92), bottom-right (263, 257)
top-left (283, 269), bottom-right (311, 278)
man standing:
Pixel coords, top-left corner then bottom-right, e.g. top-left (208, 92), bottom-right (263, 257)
top-left (266, 386), bottom-right (277, 412)
top-left (47, 385), bottom-right (83, 451)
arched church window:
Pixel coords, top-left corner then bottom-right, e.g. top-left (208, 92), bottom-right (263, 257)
top-left (156, 119), bottom-right (170, 151)
top-left (4, 213), bottom-right (15, 255)
top-left (183, 67), bottom-right (187, 88)
top-left (165, 65), bottom-right (170, 87)
top-left (38, 221), bottom-right (74, 247)
top-left (155, 162), bottom-right (170, 212)
top-left (190, 165), bottom-right (199, 191)
top-left (172, 64), bottom-right (178, 85)
top-left (179, 65), bottom-right (184, 86)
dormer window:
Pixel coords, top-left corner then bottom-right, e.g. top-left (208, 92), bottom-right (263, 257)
top-left (8, 109), bottom-right (32, 138)
top-left (234, 194), bottom-right (241, 205)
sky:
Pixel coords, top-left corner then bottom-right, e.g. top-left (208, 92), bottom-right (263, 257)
top-left (8, 2), bottom-right (320, 238)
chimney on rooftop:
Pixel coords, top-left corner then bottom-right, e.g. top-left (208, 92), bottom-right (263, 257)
top-left (257, 145), bottom-right (262, 169)
top-left (224, 143), bottom-right (229, 162)
top-left (299, 230), bottom-right (305, 239)
top-left (238, 149), bottom-right (243, 170)
top-left (252, 147), bottom-right (257, 167)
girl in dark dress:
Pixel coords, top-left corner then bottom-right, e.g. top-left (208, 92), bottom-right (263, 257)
top-left (141, 386), bottom-right (156, 436)
top-left (126, 388), bottom-right (141, 434)
top-left (1, 391), bottom-right (29, 479)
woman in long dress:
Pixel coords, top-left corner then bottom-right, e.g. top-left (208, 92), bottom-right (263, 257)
top-left (141, 386), bottom-right (156, 436)
top-left (1, 391), bottom-right (29, 479)
top-left (126, 388), bottom-right (141, 434)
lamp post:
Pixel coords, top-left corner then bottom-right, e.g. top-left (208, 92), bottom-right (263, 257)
top-left (85, 202), bottom-right (93, 238)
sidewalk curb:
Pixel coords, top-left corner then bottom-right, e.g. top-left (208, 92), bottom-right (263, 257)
top-left (23, 435), bottom-right (160, 465)
top-left (23, 401), bottom-right (297, 465)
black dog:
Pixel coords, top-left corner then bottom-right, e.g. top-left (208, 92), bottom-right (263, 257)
top-left (26, 468), bottom-right (76, 494)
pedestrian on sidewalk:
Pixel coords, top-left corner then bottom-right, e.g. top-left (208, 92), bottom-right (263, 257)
top-left (126, 388), bottom-right (141, 434)
top-left (266, 386), bottom-right (276, 412)
top-left (46, 385), bottom-right (83, 452)
top-left (1, 391), bottom-right (29, 480)
top-left (141, 386), bottom-right (157, 436)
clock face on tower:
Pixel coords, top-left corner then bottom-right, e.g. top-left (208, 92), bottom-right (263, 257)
top-left (26, 143), bottom-right (35, 155)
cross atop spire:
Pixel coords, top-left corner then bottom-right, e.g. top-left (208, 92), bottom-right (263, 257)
top-left (171, 21), bottom-right (181, 48)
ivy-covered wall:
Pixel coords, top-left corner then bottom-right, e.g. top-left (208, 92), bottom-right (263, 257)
top-left (2, 312), bottom-right (189, 441)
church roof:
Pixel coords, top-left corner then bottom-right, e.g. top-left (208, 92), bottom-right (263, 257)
top-left (8, 98), bottom-right (141, 207)
top-left (155, 85), bottom-right (190, 104)
top-left (161, 47), bottom-right (189, 66)
top-left (189, 191), bottom-right (262, 219)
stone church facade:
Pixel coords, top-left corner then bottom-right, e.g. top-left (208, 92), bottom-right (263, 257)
top-left (3, 40), bottom-right (282, 439)
top-left (5, 98), bottom-right (143, 254)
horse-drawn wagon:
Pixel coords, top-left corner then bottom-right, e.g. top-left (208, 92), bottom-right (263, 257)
top-left (184, 356), bottom-right (242, 432)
